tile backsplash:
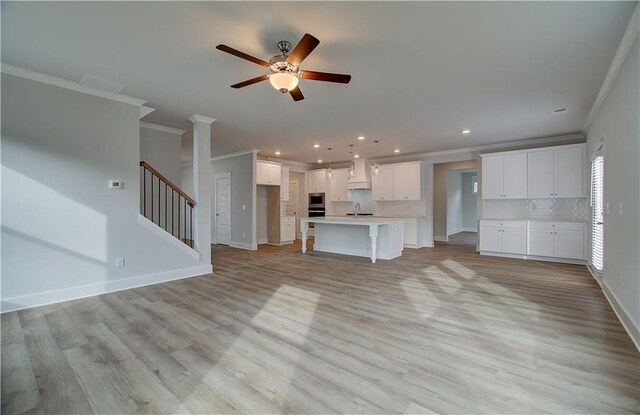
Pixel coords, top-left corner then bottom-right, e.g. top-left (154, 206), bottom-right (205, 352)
top-left (482, 198), bottom-right (588, 221)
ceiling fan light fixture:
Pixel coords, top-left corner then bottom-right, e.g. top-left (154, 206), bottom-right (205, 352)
top-left (269, 72), bottom-right (299, 93)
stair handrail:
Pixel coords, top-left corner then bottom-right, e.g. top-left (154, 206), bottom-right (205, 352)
top-left (139, 161), bottom-right (195, 206)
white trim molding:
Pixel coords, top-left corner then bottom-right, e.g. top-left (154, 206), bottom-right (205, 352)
top-left (1, 264), bottom-right (212, 313)
top-left (212, 149), bottom-right (259, 162)
top-left (1, 64), bottom-right (147, 107)
top-left (188, 114), bottom-right (216, 125)
top-left (602, 281), bottom-right (640, 352)
top-left (140, 121), bottom-right (186, 136)
top-left (584, 4), bottom-right (640, 133)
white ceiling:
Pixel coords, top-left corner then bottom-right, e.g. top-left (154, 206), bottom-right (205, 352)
top-left (2, 2), bottom-right (635, 164)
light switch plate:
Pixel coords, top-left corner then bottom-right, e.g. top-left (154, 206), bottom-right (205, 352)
top-left (618, 201), bottom-right (623, 215)
top-left (115, 257), bottom-right (125, 268)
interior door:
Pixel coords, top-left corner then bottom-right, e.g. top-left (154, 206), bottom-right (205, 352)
top-left (215, 174), bottom-right (231, 245)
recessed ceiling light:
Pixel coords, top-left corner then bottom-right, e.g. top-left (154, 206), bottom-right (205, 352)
top-left (317, 159), bottom-right (323, 163)
top-left (275, 151), bottom-right (281, 155)
top-left (354, 154), bottom-right (360, 158)
top-left (462, 129), bottom-right (471, 134)
top-left (313, 144), bottom-right (320, 148)
top-left (394, 149), bottom-right (400, 153)
top-left (358, 136), bottom-right (365, 140)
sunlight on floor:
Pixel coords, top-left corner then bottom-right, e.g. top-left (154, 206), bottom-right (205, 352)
top-left (420, 266), bottom-right (462, 295)
top-left (251, 285), bottom-right (320, 345)
top-left (400, 277), bottom-right (441, 319)
top-left (442, 259), bottom-right (476, 280)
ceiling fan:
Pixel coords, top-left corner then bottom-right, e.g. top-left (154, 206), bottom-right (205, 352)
top-left (216, 33), bottom-right (351, 101)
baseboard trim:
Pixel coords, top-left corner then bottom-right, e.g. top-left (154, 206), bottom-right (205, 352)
top-left (479, 251), bottom-right (587, 265)
top-left (434, 235), bottom-right (448, 242)
top-left (602, 281), bottom-right (640, 352)
top-left (462, 227), bottom-right (477, 233)
top-left (1, 264), bottom-right (212, 313)
top-left (229, 241), bottom-right (258, 250)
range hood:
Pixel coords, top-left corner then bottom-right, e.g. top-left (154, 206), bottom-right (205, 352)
top-left (347, 159), bottom-right (372, 190)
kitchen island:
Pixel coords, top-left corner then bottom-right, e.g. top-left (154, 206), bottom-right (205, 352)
top-left (300, 217), bottom-right (404, 263)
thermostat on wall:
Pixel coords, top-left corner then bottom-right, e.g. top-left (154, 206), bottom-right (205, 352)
top-left (108, 180), bottom-right (124, 189)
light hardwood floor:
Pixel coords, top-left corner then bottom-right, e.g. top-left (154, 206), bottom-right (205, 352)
top-left (2, 242), bottom-right (639, 414)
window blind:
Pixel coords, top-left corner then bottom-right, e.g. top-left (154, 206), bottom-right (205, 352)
top-left (590, 156), bottom-right (604, 271)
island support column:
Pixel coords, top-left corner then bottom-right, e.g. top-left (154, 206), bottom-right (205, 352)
top-left (301, 220), bottom-right (309, 253)
top-left (369, 224), bottom-right (379, 263)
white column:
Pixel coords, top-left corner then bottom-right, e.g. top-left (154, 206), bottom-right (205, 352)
top-left (188, 114), bottom-right (215, 265)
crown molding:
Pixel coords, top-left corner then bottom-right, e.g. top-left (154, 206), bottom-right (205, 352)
top-left (583, 4), bottom-right (639, 133)
top-left (188, 114), bottom-right (216, 125)
top-left (140, 121), bottom-right (185, 136)
top-left (207, 149), bottom-right (259, 164)
top-left (370, 133), bottom-right (585, 163)
top-left (258, 156), bottom-right (313, 169)
top-left (1, 64), bottom-right (146, 107)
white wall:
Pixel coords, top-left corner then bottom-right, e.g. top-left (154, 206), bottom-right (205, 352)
top-left (446, 170), bottom-right (463, 235)
top-left (140, 126), bottom-right (183, 185)
top-left (461, 172), bottom-right (478, 230)
top-left (1, 72), bottom-right (210, 312)
top-left (586, 35), bottom-right (639, 346)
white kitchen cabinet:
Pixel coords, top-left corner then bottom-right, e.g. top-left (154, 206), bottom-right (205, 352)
top-left (481, 154), bottom-right (527, 199)
top-left (256, 161), bottom-right (281, 186)
top-left (527, 146), bottom-right (585, 198)
top-left (393, 163), bottom-right (422, 200)
top-left (329, 169), bottom-right (349, 202)
top-left (372, 168), bottom-right (394, 201)
top-left (307, 170), bottom-right (326, 193)
top-left (479, 220), bottom-right (526, 254)
top-left (373, 161), bottom-right (422, 201)
top-left (280, 166), bottom-right (290, 201)
top-left (528, 221), bottom-right (584, 259)
top-left (280, 217), bottom-right (295, 244)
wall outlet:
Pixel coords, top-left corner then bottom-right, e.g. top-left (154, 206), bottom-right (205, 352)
top-left (618, 273), bottom-right (622, 285)
top-left (242, 232), bottom-right (246, 238)
top-left (242, 204), bottom-right (246, 210)
top-left (108, 180), bottom-right (124, 189)
top-left (618, 201), bottom-right (623, 215)
top-left (115, 257), bottom-right (125, 268)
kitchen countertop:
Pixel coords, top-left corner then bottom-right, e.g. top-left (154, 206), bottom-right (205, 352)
top-left (301, 217), bottom-right (404, 225)
top-left (324, 215), bottom-right (426, 219)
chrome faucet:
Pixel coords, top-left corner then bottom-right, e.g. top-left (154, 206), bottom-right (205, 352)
top-left (353, 202), bottom-right (361, 218)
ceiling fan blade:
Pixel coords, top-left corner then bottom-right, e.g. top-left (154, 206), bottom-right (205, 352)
top-left (300, 71), bottom-right (351, 84)
top-left (216, 44), bottom-right (270, 67)
top-left (290, 86), bottom-right (305, 101)
top-left (287, 33), bottom-right (320, 66)
top-left (230, 75), bottom-right (269, 89)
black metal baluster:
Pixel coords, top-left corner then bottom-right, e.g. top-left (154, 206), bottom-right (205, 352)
top-left (143, 167), bottom-right (146, 217)
top-left (189, 205), bottom-right (193, 248)
top-left (177, 195), bottom-right (181, 242)
top-left (151, 174), bottom-right (154, 223)
top-left (165, 183), bottom-right (167, 231)
top-left (172, 190), bottom-right (175, 237)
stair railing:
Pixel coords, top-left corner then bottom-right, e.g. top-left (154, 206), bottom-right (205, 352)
top-left (140, 161), bottom-right (195, 248)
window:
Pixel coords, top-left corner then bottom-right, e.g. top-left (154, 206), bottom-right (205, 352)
top-left (591, 156), bottom-right (604, 271)
top-left (472, 176), bottom-right (478, 194)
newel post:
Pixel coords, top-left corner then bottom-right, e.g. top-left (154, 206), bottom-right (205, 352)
top-left (188, 114), bottom-right (215, 264)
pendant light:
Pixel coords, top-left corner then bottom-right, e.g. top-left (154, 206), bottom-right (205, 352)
top-left (348, 144), bottom-right (356, 177)
top-left (327, 147), bottom-right (334, 179)
top-left (372, 140), bottom-right (381, 176)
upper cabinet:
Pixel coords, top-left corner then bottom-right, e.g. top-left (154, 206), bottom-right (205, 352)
top-left (481, 144), bottom-right (586, 200)
top-left (280, 166), bottom-right (290, 201)
top-left (256, 161), bottom-right (282, 186)
top-left (528, 146), bottom-right (585, 198)
top-left (481, 153), bottom-right (527, 199)
top-left (372, 161), bottom-right (423, 201)
top-left (329, 169), bottom-right (349, 202)
top-left (307, 169), bottom-right (326, 193)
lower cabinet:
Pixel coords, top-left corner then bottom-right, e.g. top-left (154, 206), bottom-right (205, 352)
top-left (480, 219), bottom-right (585, 262)
top-left (528, 221), bottom-right (584, 260)
top-left (280, 217), bottom-right (295, 244)
top-left (403, 219), bottom-right (418, 247)
top-left (479, 220), bottom-right (527, 254)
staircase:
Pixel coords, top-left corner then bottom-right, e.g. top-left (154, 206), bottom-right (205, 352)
top-left (140, 161), bottom-right (195, 248)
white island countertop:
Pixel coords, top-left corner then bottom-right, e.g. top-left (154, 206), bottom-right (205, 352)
top-left (300, 217), bottom-right (404, 263)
